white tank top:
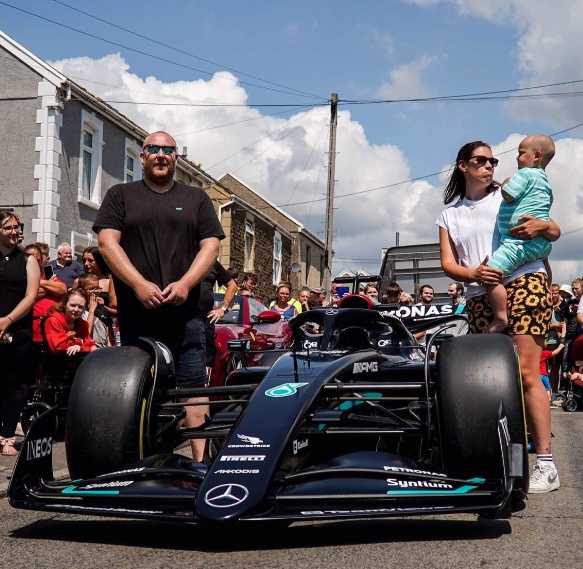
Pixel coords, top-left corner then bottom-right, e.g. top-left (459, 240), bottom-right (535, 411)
top-left (437, 189), bottom-right (545, 299)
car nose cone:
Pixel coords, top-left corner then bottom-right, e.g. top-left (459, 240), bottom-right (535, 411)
top-left (204, 483), bottom-right (249, 508)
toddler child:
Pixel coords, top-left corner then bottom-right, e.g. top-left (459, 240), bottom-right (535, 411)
top-left (486, 135), bottom-right (555, 332)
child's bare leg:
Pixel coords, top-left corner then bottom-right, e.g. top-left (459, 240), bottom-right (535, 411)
top-left (487, 283), bottom-right (508, 333)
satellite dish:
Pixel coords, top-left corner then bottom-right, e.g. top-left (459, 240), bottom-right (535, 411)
top-left (290, 262), bottom-right (301, 274)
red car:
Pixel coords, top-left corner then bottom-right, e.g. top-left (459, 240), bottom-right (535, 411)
top-left (209, 293), bottom-right (292, 386)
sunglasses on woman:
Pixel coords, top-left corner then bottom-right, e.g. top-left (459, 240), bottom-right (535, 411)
top-left (468, 155), bottom-right (499, 167)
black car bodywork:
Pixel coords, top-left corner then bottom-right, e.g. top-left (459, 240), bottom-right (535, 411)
top-left (9, 307), bottom-right (526, 524)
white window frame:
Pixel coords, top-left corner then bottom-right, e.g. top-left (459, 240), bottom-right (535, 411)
top-left (124, 137), bottom-right (142, 183)
top-left (244, 218), bottom-right (255, 272)
top-left (70, 230), bottom-right (96, 260)
top-left (272, 230), bottom-right (282, 285)
top-left (77, 109), bottom-right (103, 209)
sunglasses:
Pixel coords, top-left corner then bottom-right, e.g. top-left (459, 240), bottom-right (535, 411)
top-left (468, 155), bottom-right (499, 167)
top-left (143, 144), bottom-right (176, 156)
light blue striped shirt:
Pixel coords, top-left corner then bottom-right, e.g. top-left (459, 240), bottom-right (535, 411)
top-left (498, 167), bottom-right (553, 241)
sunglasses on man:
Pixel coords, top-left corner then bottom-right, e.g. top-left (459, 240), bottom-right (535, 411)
top-left (143, 144), bottom-right (176, 156)
top-left (468, 155), bottom-right (499, 167)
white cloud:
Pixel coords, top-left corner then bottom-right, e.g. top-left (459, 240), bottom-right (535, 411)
top-left (377, 55), bottom-right (434, 99)
top-left (436, 133), bottom-right (583, 281)
top-left (51, 53), bottom-right (439, 276)
top-left (51, 52), bottom-right (583, 284)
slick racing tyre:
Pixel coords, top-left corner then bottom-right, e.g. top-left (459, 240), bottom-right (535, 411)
top-left (437, 334), bottom-right (528, 492)
top-left (65, 346), bottom-right (154, 479)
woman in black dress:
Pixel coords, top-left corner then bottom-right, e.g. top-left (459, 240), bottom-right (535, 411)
top-left (0, 211), bottom-right (39, 455)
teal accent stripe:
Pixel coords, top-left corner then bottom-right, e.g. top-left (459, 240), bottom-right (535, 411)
top-left (62, 485), bottom-right (120, 496)
top-left (454, 304), bottom-right (465, 315)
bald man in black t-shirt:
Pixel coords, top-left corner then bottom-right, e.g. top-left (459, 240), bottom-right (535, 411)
top-left (93, 131), bottom-right (224, 461)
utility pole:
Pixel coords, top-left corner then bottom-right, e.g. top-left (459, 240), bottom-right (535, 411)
top-left (323, 92), bottom-right (338, 297)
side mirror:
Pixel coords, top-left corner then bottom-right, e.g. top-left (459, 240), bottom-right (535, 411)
top-left (256, 310), bottom-right (282, 324)
top-left (227, 339), bottom-right (252, 352)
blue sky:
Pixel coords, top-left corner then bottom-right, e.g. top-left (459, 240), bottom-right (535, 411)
top-left (2, 0), bottom-right (583, 280)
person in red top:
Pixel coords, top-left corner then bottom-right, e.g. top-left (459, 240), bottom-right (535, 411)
top-left (23, 244), bottom-right (67, 345)
top-left (44, 289), bottom-right (96, 356)
top-left (540, 343), bottom-right (564, 401)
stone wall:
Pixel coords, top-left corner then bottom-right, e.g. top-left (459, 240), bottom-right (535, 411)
top-left (228, 204), bottom-right (291, 303)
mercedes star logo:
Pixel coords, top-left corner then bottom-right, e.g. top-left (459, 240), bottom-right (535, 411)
top-left (204, 484), bottom-right (249, 508)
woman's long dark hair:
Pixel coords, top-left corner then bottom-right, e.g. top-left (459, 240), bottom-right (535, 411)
top-left (82, 246), bottom-right (110, 277)
top-left (443, 140), bottom-right (496, 204)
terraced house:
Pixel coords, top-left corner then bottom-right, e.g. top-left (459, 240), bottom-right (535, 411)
top-left (0, 30), bottom-right (324, 294)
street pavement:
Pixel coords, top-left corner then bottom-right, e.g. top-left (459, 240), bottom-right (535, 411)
top-left (1, 410), bottom-right (582, 569)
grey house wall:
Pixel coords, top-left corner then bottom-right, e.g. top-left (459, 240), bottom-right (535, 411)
top-left (58, 101), bottom-right (132, 247)
top-left (0, 45), bottom-right (42, 244)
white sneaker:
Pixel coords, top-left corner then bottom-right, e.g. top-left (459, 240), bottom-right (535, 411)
top-left (528, 462), bottom-right (560, 494)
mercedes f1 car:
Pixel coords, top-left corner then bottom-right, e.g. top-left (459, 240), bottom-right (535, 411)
top-left (9, 306), bottom-right (528, 524)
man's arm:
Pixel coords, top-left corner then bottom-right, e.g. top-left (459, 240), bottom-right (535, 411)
top-left (97, 228), bottom-right (164, 309)
top-left (162, 237), bottom-right (220, 305)
top-left (40, 277), bottom-right (67, 298)
top-left (222, 278), bottom-right (238, 309)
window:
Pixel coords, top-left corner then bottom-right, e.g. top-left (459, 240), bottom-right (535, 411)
top-left (71, 231), bottom-right (95, 259)
top-left (125, 138), bottom-right (142, 183)
top-left (77, 110), bottom-right (103, 207)
top-left (244, 219), bottom-right (255, 272)
top-left (306, 245), bottom-right (312, 283)
top-left (319, 253), bottom-right (324, 284)
top-left (81, 130), bottom-right (93, 200)
top-left (273, 231), bottom-right (282, 285)
top-left (126, 155), bottom-right (134, 182)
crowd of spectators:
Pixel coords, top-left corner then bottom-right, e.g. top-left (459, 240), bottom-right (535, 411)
top-left (2, 205), bottom-right (583, 460)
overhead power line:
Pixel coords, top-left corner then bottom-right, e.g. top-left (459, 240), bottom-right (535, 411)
top-left (81, 99), bottom-right (322, 109)
top-left (173, 106), bottom-right (311, 137)
top-left (274, 119), bottom-right (583, 208)
top-left (0, 0), bottom-right (326, 101)
top-left (48, 0), bottom-right (324, 101)
top-left (341, 78), bottom-right (583, 105)
top-left (72, 89), bottom-right (583, 111)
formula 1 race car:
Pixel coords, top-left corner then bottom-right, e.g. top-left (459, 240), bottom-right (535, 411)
top-left (9, 307), bottom-right (528, 525)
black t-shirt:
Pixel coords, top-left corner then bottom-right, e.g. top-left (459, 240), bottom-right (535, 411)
top-left (198, 261), bottom-right (232, 316)
top-left (0, 247), bottom-right (32, 334)
top-left (93, 180), bottom-right (225, 324)
top-left (562, 298), bottom-right (580, 339)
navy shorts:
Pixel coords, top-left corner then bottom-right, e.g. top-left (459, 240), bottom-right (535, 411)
top-left (120, 314), bottom-right (208, 388)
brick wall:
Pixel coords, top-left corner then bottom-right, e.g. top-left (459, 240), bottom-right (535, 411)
top-left (228, 204), bottom-right (291, 303)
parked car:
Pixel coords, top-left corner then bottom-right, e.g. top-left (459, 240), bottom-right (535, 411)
top-left (210, 293), bottom-right (292, 386)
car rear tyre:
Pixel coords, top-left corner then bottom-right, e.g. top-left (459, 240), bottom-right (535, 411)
top-left (437, 334), bottom-right (528, 493)
top-left (65, 346), bottom-right (154, 479)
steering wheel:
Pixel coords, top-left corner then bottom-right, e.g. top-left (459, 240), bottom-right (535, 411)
top-left (289, 308), bottom-right (393, 351)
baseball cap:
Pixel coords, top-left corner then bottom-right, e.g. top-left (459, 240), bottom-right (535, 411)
top-left (559, 284), bottom-right (573, 297)
top-left (311, 287), bottom-right (324, 294)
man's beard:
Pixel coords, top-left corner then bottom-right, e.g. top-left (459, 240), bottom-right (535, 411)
top-left (145, 162), bottom-right (174, 186)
